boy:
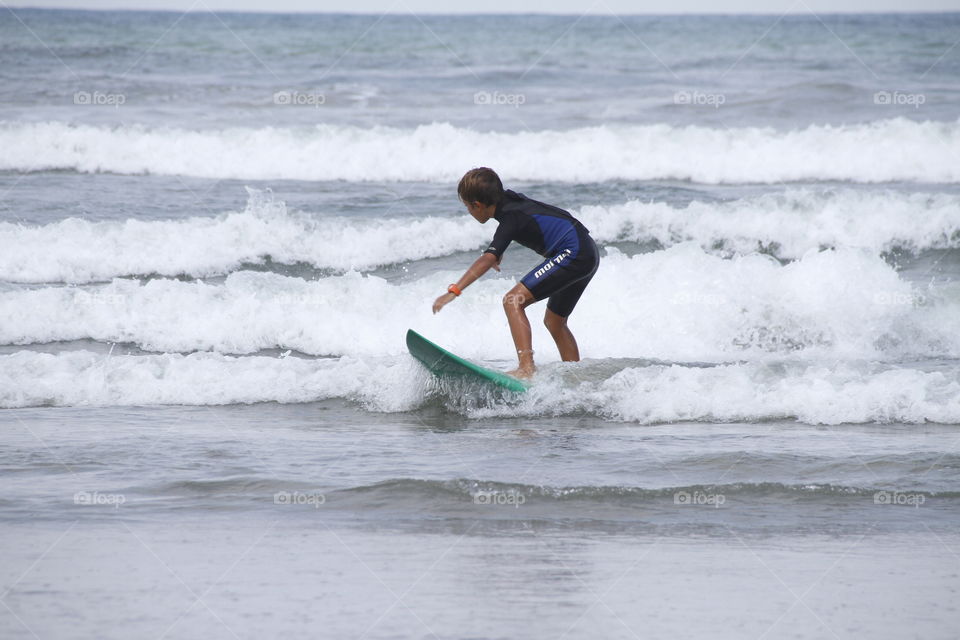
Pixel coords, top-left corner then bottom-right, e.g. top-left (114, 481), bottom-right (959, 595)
top-left (432, 167), bottom-right (600, 379)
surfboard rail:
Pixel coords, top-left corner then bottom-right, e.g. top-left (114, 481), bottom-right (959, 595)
top-left (406, 329), bottom-right (529, 393)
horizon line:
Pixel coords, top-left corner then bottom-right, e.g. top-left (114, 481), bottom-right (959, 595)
top-left (7, 5), bottom-right (960, 16)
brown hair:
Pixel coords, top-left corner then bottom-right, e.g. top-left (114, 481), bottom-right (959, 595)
top-left (457, 167), bottom-right (503, 206)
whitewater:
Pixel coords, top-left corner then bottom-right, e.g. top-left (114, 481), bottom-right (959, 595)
top-left (2, 118), bottom-right (959, 183)
top-left (2, 187), bottom-right (958, 283)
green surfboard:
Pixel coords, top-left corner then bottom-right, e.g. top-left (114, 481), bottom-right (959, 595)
top-left (406, 329), bottom-right (529, 393)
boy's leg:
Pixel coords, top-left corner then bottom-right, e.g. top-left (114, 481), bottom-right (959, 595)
top-left (503, 283), bottom-right (537, 376)
top-left (542, 255), bottom-right (597, 361)
top-left (508, 240), bottom-right (598, 375)
top-left (544, 309), bottom-right (580, 361)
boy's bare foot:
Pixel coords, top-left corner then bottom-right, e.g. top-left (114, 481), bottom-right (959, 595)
top-left (506, 366), bottom-right (536, 380)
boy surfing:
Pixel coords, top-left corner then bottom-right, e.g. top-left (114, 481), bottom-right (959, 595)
top-left (432, 167), bottom-right (600, 379)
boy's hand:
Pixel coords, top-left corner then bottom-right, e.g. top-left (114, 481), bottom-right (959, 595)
top-left (432, 292), bottom-right (457, 314)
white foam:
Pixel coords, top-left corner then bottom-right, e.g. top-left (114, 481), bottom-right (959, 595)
top-left (1, 245), bottom-right (956, 362)
top-left (583, 189), bottom-right (960, 259)
top-left (479, 361), bottom-right (960, 425)
top-left (571, 244), bottom-right (959, 362)
top-left (2, 349), bottom-right (957, 425)
top-left (0, 350), bottom-right (427, 411)
top-left (0, 188), bottom-right (487, 284)
top-left (3, 188), bottom-right (958, 284)
top-left (2, 118), bottom-right (958, 183)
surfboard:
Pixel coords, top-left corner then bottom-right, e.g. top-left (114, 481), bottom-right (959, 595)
top-left (406, 329), bottom-right (529, 393)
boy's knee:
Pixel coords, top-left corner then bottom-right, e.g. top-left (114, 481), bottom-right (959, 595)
top-left (544, 313), bottom-right (566, 332)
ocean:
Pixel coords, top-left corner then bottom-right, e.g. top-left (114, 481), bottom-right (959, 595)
top-left (1, 8), bottom-right (959, 639)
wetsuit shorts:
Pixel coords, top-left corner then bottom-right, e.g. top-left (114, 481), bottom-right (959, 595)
top-left (520, 232), bottom-right (599, 318)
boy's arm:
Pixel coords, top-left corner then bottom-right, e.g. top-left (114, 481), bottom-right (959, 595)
top-left (432, 252), bottom-right (501, 314)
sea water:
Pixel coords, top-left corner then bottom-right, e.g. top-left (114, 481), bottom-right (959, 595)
top-left (1, 9), bottom-right (959, 639)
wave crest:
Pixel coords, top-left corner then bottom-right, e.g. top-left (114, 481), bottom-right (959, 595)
top-left (2, 118), bottom-right (958, 183)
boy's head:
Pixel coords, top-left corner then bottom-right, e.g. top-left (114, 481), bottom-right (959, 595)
top-left (458, 167), bottom-right (503, 207)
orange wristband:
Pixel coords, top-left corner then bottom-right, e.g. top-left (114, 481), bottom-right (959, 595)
top-left (447, 284), bottom-right (462, 297)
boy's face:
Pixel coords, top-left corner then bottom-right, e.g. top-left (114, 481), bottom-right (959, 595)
top-left (464, 200), bottom-right (495, 223)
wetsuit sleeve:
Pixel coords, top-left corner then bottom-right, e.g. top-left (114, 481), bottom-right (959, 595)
top-left (483, 213), bottom-right (519, 258)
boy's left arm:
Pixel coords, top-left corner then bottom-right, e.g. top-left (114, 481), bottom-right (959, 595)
top-left (432, 252), bottom-right (501, 314)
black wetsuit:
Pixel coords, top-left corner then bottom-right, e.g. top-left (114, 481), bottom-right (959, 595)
top-left (483, 190), bottom-right (599, 318)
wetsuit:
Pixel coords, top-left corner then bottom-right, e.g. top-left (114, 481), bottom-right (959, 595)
top-left (484, 190), bottom-right (599, 318)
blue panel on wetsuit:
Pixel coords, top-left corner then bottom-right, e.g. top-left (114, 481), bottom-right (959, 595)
top-left (520, 248), bottom-right (573, 292)
top-left (531, 214), bottom-right (580, 258)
